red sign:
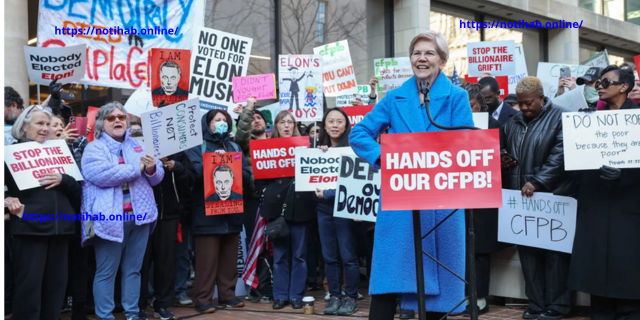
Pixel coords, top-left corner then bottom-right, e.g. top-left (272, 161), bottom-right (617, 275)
top-left (203, 152), bottom-right (244, 215)
top-left (380, 130), bottom-right (502, 211)
top-left (635, 55), bottom-right (640, 76)
top-left (250, 137), bottom-right (310, 179)
top-left (151, 49), bottom-right (191, 107)
top-left (86, 106), bottom-right (99, 142)
top-left (465, 75), bottom-right (509, 100)
top-left (343, 105), bottom-right (374, 127)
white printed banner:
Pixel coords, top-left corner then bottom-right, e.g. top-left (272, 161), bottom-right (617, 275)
top-left (24, 45), bottom-right (86, 85)
top-left (467, 40), bottom-right (516, 77)
top-left (294, 147), bottom-right (355, 191)
top-left (313, 40), bottom-right (358, 97)
top-left (190, 27), bottom-right (253, 118)
top-left (278, 55), bottom-right (324, 121)
top-left (537, 62), bottom-right (590, 98)
top-left (333, 154), bottom-right (379, 222)
top-left (374, 57), bottom-right (412, 92)
top-left (498, 189), bottom-right (577, 253)
top-left (509, 44), bottom-right (528, 94)
top-left (562, 109), bottom-right (640, 170)
top-left (336, 85), bottom-right (371, 108)
top-left (140, 98), bottom-right (203, 159)
top-left (37, 0), bottom-right (204, 89)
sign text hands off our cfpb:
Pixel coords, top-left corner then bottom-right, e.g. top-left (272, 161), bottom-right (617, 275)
top-left (460, 20), bottom-right (584, 31)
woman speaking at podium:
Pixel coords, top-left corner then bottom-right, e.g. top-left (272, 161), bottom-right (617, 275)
top-left (350, 31), bottom-right (474, 320)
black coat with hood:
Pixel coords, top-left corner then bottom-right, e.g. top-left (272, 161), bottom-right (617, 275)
top-left (185, 114), bottom-right (251, 235)
top-left (152, 151), bottom-right (196, 221)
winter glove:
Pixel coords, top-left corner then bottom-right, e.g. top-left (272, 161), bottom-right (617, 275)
top-left (599, 165), bottom-right (622, 182)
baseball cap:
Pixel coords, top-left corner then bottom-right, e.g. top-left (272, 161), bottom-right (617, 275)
top-left (576, 67), bottom-right (602, 85)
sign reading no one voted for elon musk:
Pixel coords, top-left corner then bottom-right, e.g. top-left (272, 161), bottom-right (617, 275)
top-left (294, 147), bottom-right (355, 191)
top-left (498, 189), bottom-right (577, 253)
top-left (249, 137), bottom-right (309, 180)
top-left (333, 154), bottom-right (380, 223)
top-left (380, 130), bottom-right (502, 211)
top-left (4, 139), bottom-right (83, 190)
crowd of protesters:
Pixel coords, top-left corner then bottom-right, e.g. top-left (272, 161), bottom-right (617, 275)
top-left (4, 29), bottom-right (640, 320)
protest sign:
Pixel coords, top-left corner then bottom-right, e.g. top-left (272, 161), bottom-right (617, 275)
top-left (124, 88), bottom-right (154, 117)
top-left (151, 49), bottom-right (191, 107)
top-left (509, 44), bottom-right (528, 94)
top-left (313, 40), bottom-right (358, 97)
top-left (278, 55), bottom-right (324, 121)
top-left (537, 62), bottom-right (589, 97)
top-left (336, 85), bottom-right (371, 107)
top-left (467, 40), bottom-right (516, 77)
top-left (581, 50), bottom-right (610, 69)
top-left (374, 57), bottom-right (412, 92)
top-left (140, 98), bottom-right (202, 159)
top-left (333, 154), bottom-right (380, 222)
top-left (4, 139), bottom-right (83, 190)
top-left (250, 137), bottom-right (309, 179)
top-left (37, 0), bottom-right (204, 89)
top-left (562, 109), bottom-right (640, 170)
top-left (203, 151), bottom-right (244, 215)
top-left (86, 106), bottom-right (99, 142)
top-left (294, 147), bottom-right (355, 191)
top-left (551, 87), bottom-right (589, 112)
top-left (498, 189), bottom-right (577, 253)
top-left (380, 130), bottom-right (502, 211)
top-left (465, 75), bottom-right (509, 100)
top-left (343, 105), bottom-right (374, 127)
top-left (232, 74), bottom-right (276, 103)
top-left (23, 45), bottom-right (86, 85)
top-left (635, 55), bottom-right (640, 73)
top-left (472, 113), bottom-right (489, 130)
top-left (190, 27), bottom-right (253, 118)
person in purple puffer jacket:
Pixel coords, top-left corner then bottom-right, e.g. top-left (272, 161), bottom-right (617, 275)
top-left (81, 102), bottom-right (164, 320)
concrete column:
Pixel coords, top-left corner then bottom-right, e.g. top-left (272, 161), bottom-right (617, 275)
top-left (367, 0), bottom-right (389, 78)
top-left (394, 0), bottom-right (431, 57)
top-left (4, 0), bottom-right (29, 102)
top-left (548, 27), bottom-right (580, 64)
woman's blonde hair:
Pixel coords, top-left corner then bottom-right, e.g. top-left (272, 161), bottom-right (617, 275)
top-left (516, 76), bottom-right (544, 96)
top-left (271, 110), bottom-right (300, 138)
top-left (409, 30), bottom-right (449, 63)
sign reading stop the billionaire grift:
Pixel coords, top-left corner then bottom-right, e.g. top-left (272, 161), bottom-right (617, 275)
top-left (380, 130), bottom-right (502, 211)
top-left (250, 137), bottom-right (309, 179)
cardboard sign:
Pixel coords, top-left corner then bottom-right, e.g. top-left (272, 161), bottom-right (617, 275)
top-left (203, 152), bottom-right (244, 215)
top-left (151, 49), bottom-right (191, 107)
top-left (498, 189), bottom-right (577, 253)
top-left (190, 27), bottom-right (253, 118)
top-left (23, 45), bottom-right (86, 85)
top-left (374, 57), bottom-right (413, 92)
top-left (333, 154), bottom-right (379, 222)
top-left (581, 50), bottom-right (610, 69)
top-left (4, 139), bottom-right (83, 190)
top-left (313, 40), bottom-right (358, 97)
top-left (294, 147), bottom-right (355, 191)
top-left (472, 113), bottom-right (489, 130)
top-left (140, 98), bottom-right (203, 159)
top-left (124, 87), bottom-right (154, 117)
top-left (467, 40), bottom-right (516, 77)
top-left (562, 109), bottom-right (640, 170)
top-left (278, 55), bottom-right (324, 121)
top-left (86, 106), bottom-right (99, 142)
top-left (537, 62), bottom-right (589, 97)
top-left (380, 130), bottom-right (502, 211)
top-left (250, 137), bottom-right (309, 179)
top-left (551, 87), bottom-right (589, 112)
top-left (37, 0), bottom-right (204, 89)
top-left (509, 44), bottom-right (528, 94)
top-left (232, 74), bottom-right (276, 103)
top-left (465, 75), bottom-right (509, 100)
top-left (344, 104), bottom-right (374, 127)
top-left (336, 85), bottom-right (371, 108)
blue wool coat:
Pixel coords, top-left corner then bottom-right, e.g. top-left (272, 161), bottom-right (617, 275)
top-left (349, 72), bottom-right (473, 313)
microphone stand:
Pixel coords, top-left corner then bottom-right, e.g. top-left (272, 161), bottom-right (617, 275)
top-left (413, 80), bottom-right (480, 320)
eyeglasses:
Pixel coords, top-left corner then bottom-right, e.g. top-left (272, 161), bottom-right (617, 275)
top-left (595, 78), bottom-right (624, 89)
top-left (105, 115), bottom-right (127, 122)
top-left (278, 120), bottom-right (294, 126)
top-left (25, 105), bottom-right (48, 116)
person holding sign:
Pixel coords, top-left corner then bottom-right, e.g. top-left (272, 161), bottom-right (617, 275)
top-left (350, 30), bottom-right (474, 320)
top-left (568, 66), bottom-right (640, 319)
top-left (185, 109), bottom-right (250, 313)
top-left (255, 111), bottom-right (314, 310)
top-left (80, 102), bottom-right (164, 320)
top-left (500, 77), bottom-right (579, 320)
top-left (352, 77), bottom-right (379, 106)
top-left (4, 105), bottom-right (82, 320)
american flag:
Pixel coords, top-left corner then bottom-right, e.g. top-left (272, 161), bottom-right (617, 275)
top-left (451, 66), bottom-right (461, 86)
top-left (242, 200), bottom-right (267, 289)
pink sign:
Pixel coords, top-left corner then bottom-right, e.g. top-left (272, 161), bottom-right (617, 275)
top-left (232, 74), bottom-right (277, 103)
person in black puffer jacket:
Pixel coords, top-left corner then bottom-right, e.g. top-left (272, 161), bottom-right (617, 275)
top-left (185, 109), bottom-right (251, 314)
top-left (500, 77), bottom-right (578, 320)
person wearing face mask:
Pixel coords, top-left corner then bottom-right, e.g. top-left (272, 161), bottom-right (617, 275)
top-left (4, 105), bottom-right (82, 320)
top-left (185, 109), bottom-right (251, 314)
top-left (350, 30), bottom-right (474, 320)
top-left (568, 66), bottom-right (640, 320)
top-left (500, 77), bottom-right (579, 320)
top-left (478, 76), bottom-right (519, 124)
top-left (255, 111), bottom-right (315, 310)
top-left (575, 67), bottom-right (602, 109)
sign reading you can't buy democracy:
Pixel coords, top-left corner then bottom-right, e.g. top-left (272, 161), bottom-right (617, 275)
top-left (313, 40), bottom-right (358, 97)
top-left (380, 130), bottom-right (502, 211)
top-left (23, 45), bottom-right (86, 85)
top-left (4, 140), bottom-right (83, 190)
top-left (294, 147), bottom-right (355, 191)
top-left (250, 137), bottom-right (309, 179)
top-left (467, 40), bottom-right (515, 77)
top-left (333, 154), bottom-right (380, 223)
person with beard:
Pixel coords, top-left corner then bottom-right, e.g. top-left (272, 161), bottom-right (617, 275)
top-left (5, 86), bottom-right (24, 146)
top-left (478, 76), bottom-right (518, 124)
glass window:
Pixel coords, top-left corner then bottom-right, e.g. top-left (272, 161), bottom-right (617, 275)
top-left (604, 0), bottom-right (625, 21)
top-left (429, 10), bottom-right (480, 78)
top-left (316, 1), bottom-right (326, 42)
top-left (579, 0), bottom-right (603, 14)
top-left (628, 0), bottom-right (640, 26)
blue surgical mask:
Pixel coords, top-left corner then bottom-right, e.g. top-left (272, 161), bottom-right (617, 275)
top-left (584, 85), bottom-right (599, 104)
top-left (214, 122), bottom-right (228, 134)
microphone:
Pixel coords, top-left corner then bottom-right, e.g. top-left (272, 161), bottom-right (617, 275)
top-left (419, 77), bottom-right (479, 131)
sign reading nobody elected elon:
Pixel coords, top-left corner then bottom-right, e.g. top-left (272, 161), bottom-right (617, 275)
top-left (380, 130), bottom-right (502, 211)
top-left (498, 189), bottom-right (577, 253)
top-left (294, 147), bottom-right (355, 191)
top-left (333, 154), bottom-right (379, 222)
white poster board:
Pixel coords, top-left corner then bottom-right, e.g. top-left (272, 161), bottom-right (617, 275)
top-left (472, 113), bottom-right (489, 130)
top-left (537, 62), bottom-right (589, 97)
top-left (374, 57), bottom-right (412, 92)
top-left (123, 87), bottom-right (154, 118)
top-left (24, 45), bottom-right (86, 85)
top-left (562, 109), bottom-right (640, 170)
top-left (4, 139), bottom-right (83, 190)
top-left (551, 87), bottom-right (589, 112)
top-left (467, 40), bottom-right (516, 77)
top-left (278, 55), bottom-right (324, 121)
top-left (294, 147), bottom-right (355, 191)
top-left (313, 40), bottom-right (358, 97)
top-left (581, 50), bottom-right (610, 69)
top-left (140, 98), bottom-right (203, 159)
top-left (508, 44), bottom-right (528, 94)
top-left (336, 85), bottom-right (371, 108)
top-left (333, 154), bottom-right (379, 222)
top-left (498, 189), bottom-right (577, 253)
